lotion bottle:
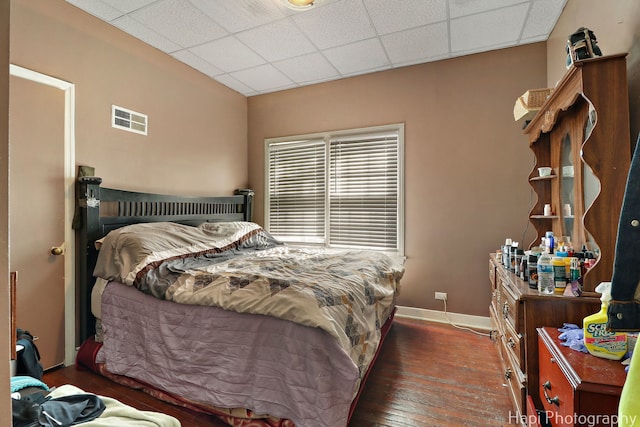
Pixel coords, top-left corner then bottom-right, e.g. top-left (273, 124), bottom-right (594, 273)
top-left (583, 282), bottom-right (627, 360)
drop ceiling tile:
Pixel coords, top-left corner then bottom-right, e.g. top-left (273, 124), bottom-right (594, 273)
top-left (112, 15), bottom-right (182, 52)
top-left (382, 22), bottom-right (450, 66)
top-left (520, 34), bottom-right (550, 45)
top-left (65, 0), bottom-right (567, 96)
top-left (214, 73), bottom-right (257, 96)
top-left (274, 52), bottom-right (339, 84)
top-left (65, 0), bottom-right (123, 21)
top-left (293, 0), bottom-right (376, 50)
top-left (363, 0), bottom-right (447, 35)
top-left (99, 0), bottom-right (157, 14)
top-left (236, 19), bottom-right (317, 62)
top-left (189, 36), bottom-right (266, 73)
top-left (521, 0), bottom-right (567, 39)
top-left (323, 38), bottom-right (389, 75)
top-left (449, 0), bottom-right (525, 19)
top-left (129, 0), bottom-right (228, 48)
top-left (450, 3), bottom-right (529, 52)
top-left (229, 64), bottom-right (296, 92)
top-left (171, 49), bottom-right (223, 77)
top-left (189, 0), bottom-right (287, 33)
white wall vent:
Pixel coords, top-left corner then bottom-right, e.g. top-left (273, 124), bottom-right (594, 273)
top-left (112, 105), bottom-right (148, 135)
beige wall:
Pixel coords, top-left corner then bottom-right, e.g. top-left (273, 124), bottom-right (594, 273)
top-left (1, 0), bottom-right (10, 425)
top-left (2, 6), bottom-right (639, 421)
top-left (3, 0), bottom-right (249, 417)
top-left (10, 0), bottom-right (249, 196)
top-left (548, 0), bottom-right (640, 143)
top-left (248, 43), bottom-right (546, 315)
top-left (248, 1), bottom-right (640, 316)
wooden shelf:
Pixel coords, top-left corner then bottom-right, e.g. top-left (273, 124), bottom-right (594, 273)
top-left (523, 54), bottom-right (631, 292)
top-left (529, 175), bottom-right (557, 182)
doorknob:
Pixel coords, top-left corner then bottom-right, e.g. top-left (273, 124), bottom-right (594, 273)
top-left (50, 244), bottom-right (65, 256)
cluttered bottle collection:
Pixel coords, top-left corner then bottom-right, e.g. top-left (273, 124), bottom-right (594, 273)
top-left (496, 234), bottom-right (633, 361)
top-left (496, 232), bottom-right (596, 297)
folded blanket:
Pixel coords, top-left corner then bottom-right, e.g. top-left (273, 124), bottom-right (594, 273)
top-left (48, 385), bottom-right (181, 427)
top-left (11, 376), bottom-right (49, 393)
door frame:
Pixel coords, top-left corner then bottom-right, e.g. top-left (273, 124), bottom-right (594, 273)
top-left (9, 64), bottom-right (76, 366)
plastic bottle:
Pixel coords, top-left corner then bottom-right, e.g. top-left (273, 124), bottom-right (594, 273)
top-left (569, 257), bottom-right (580, 282)
top-left (552, 256), bottom-right (567, 294)
top-left (564, 256), bottom-right (573, 282)
top-left (514, 249), bottom-right (524, 275)
top-left (519, 251), bottom-right (528, 281)
top-left (527, 253), bottom-right (538, 289)
top-left (509, 242), bottom-right (519, 272)
top-left (503, 238), bottom-right (512, 266)
top-left (568, 257), bottom-right (582, 296)
top-left (583, 282), bottom-right (627, 360)
top-left (545, 231), bottom-right (555, 254)
top-left (537, 253), bottom-right (554, 294)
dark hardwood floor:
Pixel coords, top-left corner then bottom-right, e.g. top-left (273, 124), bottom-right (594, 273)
top-left (43, 318), bottom-right (514, 426)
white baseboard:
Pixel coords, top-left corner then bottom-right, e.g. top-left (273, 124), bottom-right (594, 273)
top-left (396, 305), bottom-right (492, 331)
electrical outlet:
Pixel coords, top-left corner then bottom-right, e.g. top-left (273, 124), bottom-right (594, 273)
top-left (435, 292), bottom-right (447, 301)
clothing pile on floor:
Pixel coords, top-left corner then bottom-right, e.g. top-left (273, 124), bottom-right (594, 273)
top-left (11, 376), bottom-right (181, 427)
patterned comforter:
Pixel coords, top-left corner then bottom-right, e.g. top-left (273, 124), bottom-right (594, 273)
top-left (94, 221), bottom-right (404, 380)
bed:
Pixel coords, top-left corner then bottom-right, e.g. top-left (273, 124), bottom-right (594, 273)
top-left (74, 176), bottom-right (403, 427)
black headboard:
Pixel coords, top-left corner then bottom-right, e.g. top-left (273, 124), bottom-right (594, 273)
top-left (75, 176), bottom-right (254, 342)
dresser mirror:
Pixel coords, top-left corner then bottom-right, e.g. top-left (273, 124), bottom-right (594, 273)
top-left (557, 107), bottom-right (601, 256)
top-left (582, 107), bottom-right (600, 256)
top-left (560, 132), bottom-right (574, 241)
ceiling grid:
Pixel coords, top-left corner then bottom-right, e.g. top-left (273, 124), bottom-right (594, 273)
top-left (65, 0), bottom-right (567, 96)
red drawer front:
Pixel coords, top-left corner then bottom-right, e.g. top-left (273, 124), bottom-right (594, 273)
top-left (538, 335), bottom-right (575, 426)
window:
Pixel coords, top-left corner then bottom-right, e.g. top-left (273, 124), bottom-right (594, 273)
top-left (265, 124), bottom-right (404, 255)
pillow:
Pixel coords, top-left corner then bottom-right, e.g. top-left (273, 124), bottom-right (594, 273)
top-left (94, 236), bottom-right (105, 250)
top-left (197, 221), bottom-right (283, 250)
top-left (92, 221), bottom-right (270, 284)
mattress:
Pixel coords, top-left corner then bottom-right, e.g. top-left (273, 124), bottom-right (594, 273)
top-left (97, 281), bottom-right (364, 427)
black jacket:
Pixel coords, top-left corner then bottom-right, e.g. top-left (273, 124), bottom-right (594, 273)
top-left (608, 133), bottom-right (640, 331)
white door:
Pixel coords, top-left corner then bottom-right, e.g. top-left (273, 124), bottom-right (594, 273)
top-left (9, 75), bottom-right (66, 370)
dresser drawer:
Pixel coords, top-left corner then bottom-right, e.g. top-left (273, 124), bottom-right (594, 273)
top-left (538, 327), bottom-right (626, 427)
top-left (538, 333), bottom-right (575, 426)
top-left (500, 331), bottom-right (526, 419)
top-left (489, 259), bottom-right (497, 290)
top-left (503, 316), bottom-right (523, 368)
top-left (499, 278), bottom-right (518, 331)
top-left (489, 303), bottom-right (502, 343)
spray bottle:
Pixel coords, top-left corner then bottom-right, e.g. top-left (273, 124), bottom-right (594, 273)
top-left (583, 282), bottom-right (627, 360)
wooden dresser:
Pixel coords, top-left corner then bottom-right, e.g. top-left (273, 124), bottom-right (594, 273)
top-left (537, 327), bottom-right (626, 427)
top-left (492, 53), bottom-right (632, 425)
top-left (489, 255), bottom-right (600, 423)
top-left (522, 54), bottom-right (630, 290)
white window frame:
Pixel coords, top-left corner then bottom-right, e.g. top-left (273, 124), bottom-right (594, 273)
top-left (265, 123), bottom-right (404, 255)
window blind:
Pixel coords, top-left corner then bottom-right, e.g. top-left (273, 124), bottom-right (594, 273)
top-left (266, 124), bottom-right (403, 254)
top-left (267, 139), bottom-right (326, 243)
top-left (329, 131), bottom-right (399, 251)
